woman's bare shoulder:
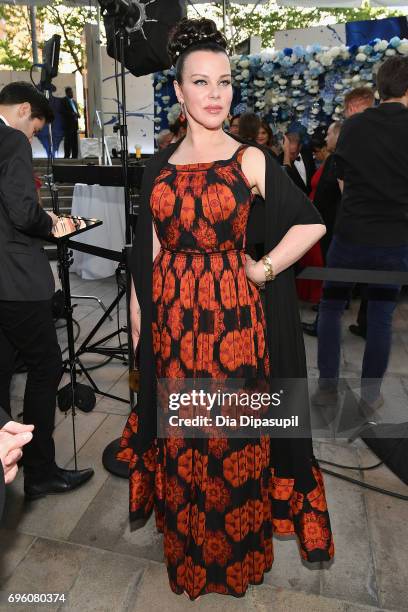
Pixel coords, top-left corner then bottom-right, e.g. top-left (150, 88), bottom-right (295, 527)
top-left (241, 146), bottom-right (266, 194)
top-left (242, 145), bottom-right (266, 163)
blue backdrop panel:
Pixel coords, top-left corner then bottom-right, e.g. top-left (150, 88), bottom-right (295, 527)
top-left (346, 17), bottom-right (408, 47)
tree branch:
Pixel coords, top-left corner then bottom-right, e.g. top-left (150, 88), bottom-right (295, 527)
top-left (46, 5), bottom-right (83, 74)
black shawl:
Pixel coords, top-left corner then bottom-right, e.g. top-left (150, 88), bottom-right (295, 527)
top-left (128, 135), bottom-right (324, 497)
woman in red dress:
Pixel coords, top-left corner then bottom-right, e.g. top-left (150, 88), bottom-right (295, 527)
top-left (295, 135), bottom-right (328, 305)
top-left (119, 18), bottom-right (334, 600)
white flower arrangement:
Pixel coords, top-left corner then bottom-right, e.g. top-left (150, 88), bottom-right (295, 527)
top-left (318, 53), bottom-right (334, 67)
top-left (374, 40), bottom-right (388, 52)
top-left (398, 41), bottom-right (408, 54)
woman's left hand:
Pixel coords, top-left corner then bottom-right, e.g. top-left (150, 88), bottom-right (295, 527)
top-left (245, 254), bottom-right (265, 289)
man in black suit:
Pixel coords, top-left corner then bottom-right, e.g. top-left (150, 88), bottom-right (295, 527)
top-left (0, 82), bottom-right (93, 500)
top-left (61, 86), bottom-right (80, 159)
top-left (281, 131), bottom-right (315, 195)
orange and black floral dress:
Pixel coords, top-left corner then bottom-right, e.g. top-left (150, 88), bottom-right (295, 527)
top-left (120, 144), bottom-right (334, 600)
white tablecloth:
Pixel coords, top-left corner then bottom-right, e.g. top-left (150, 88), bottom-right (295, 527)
top-left (70, 184), bottom-right (125, 280)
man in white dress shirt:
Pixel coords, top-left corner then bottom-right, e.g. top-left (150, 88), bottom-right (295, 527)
top-left (281, 131), bottom-right (315, 194)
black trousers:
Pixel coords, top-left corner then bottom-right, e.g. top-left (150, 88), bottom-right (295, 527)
top-left (0, 300), bottom-right (62, 477)
top-left (64, 129), bottom-right (78, 159)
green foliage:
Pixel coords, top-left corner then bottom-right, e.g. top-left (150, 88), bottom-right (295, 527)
top-left (188, 1), bottom-right (403, 50)
top-left (0, 40), bottom-right (32, 71)
top-left (0, 5), bottom-right (33, 70)
top-left (0, 1), bottom-right (98, 73)
top-left (38, 1), bottom-right (98, 74)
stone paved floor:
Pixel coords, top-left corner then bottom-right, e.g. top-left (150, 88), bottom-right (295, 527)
top-left (1, 268), bottom-right (407, 612)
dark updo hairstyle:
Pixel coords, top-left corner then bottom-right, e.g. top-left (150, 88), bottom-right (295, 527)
top-left (168, 18), bottom-right (228, 83)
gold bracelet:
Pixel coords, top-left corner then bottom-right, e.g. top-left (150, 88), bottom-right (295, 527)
top-left (261, 255), bottom-right (275, 281)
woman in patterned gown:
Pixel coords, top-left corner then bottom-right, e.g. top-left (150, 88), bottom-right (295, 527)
top-left (119, 18), bottom-right (334, 600)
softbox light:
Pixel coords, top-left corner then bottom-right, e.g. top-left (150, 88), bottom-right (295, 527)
top-left (101, 0), bottom-right (186, 77)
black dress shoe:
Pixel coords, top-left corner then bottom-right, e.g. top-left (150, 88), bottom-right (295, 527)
top-left (349, 324), bottom-right (367, 339)
top-left (24, 466), bottom-right (94, 500)
top-left (302, 321), bottom-right (318, 337)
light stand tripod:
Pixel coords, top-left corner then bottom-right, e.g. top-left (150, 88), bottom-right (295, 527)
top-left (58, 24), bottom-right (137, 407)
top-left (54, 17), bottom-right (143, 408)
top-left (100, 17), bottom-right (142, 477)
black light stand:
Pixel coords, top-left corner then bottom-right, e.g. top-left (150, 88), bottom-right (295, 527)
top-left (55, 21), bottom-right (140, 408)
top-left (99, 13), bottom-right (139, 476)
top-left (70, 25), bottom-right (135, 382)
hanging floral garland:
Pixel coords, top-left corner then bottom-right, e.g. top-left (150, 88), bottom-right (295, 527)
top-left (153, 36), bottom-right (408, 136)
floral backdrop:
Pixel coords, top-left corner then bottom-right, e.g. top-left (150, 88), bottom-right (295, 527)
top-left (153, 36), bottom-right (408, 139)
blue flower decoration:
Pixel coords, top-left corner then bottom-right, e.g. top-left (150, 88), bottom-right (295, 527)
top-left (293, 45), bottom-right (306, 58)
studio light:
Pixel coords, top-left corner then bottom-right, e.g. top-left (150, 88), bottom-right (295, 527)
top-left (98, 0), bottom-right (157, 36)
top-left (99, 0), bottom-right (186, 77)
